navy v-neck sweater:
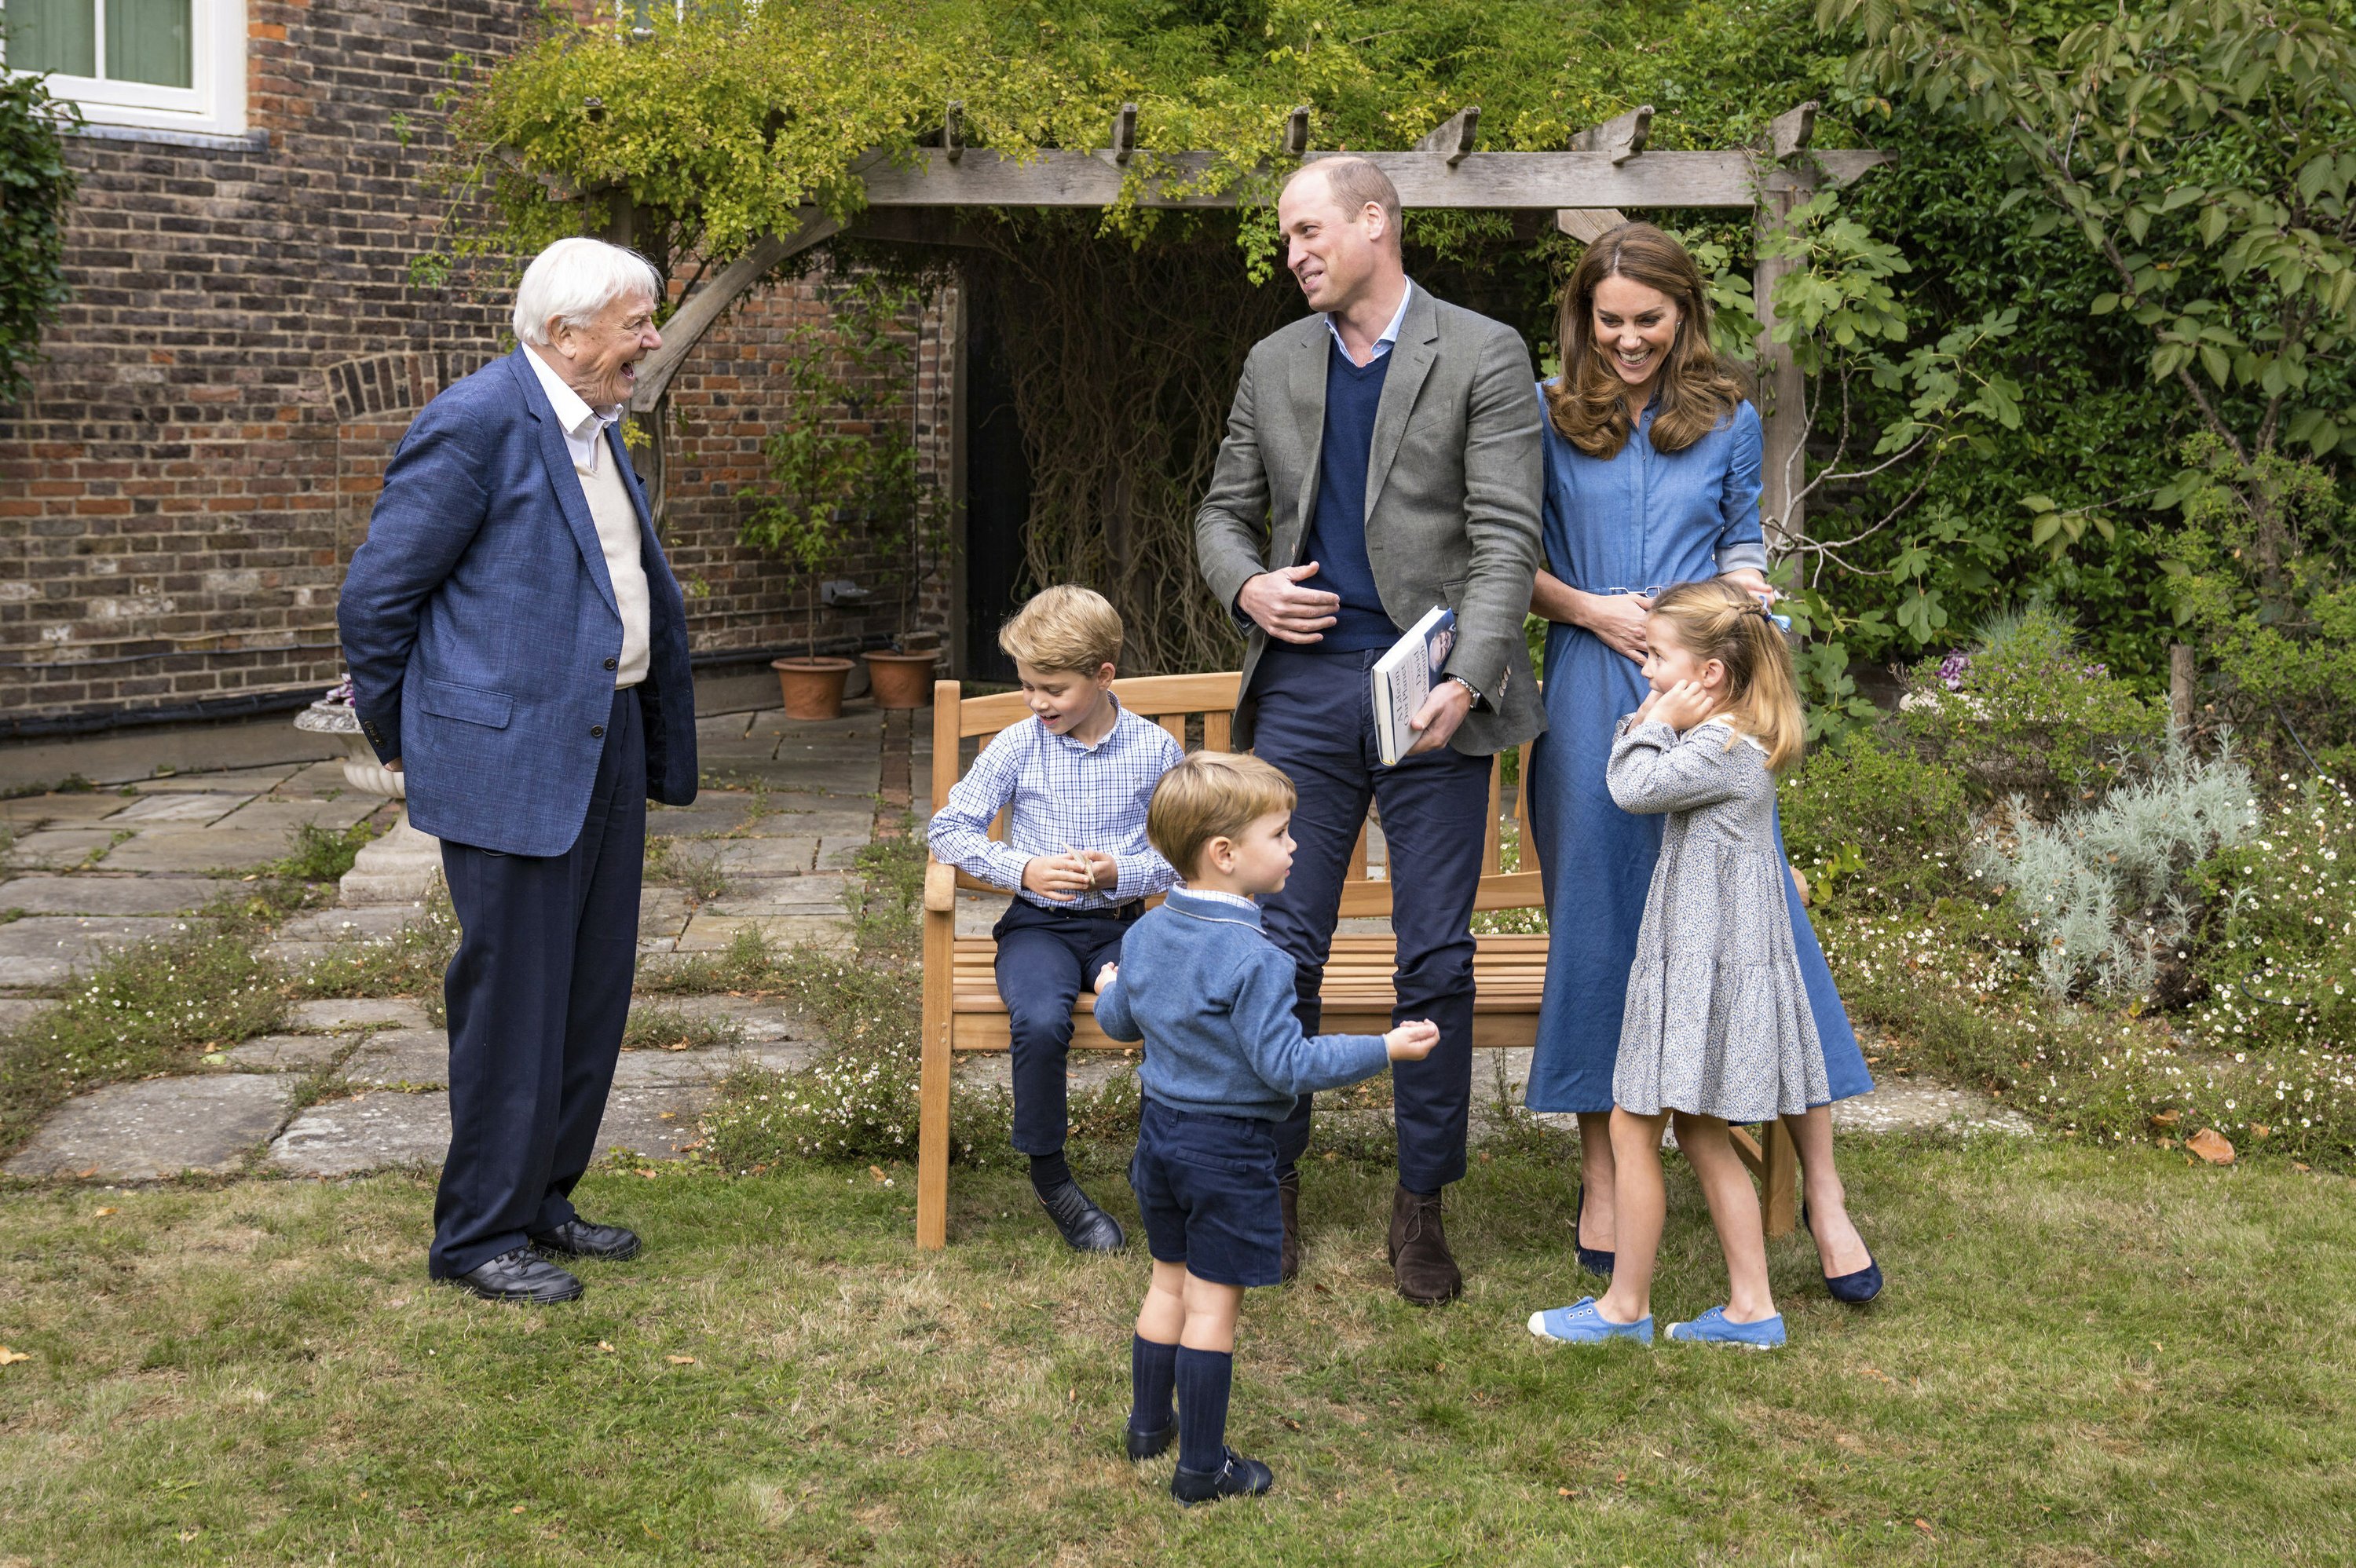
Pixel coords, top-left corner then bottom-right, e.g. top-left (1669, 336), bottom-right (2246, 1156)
top-left (1301, 341), bottom-right (1399, 653)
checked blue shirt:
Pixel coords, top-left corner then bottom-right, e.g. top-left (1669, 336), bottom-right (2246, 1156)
top-left (927, 698), bottom-right (1185, 910)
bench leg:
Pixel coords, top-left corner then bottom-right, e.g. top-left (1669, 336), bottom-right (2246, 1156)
top-left (1758, 1117), bottom-right (1798, 1239)
top-left (917, 910), bottom-right (953, 1249)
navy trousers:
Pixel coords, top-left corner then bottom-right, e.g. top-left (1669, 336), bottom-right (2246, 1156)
top-left (1250, 644), bottom-right (1493, 1193)
top-left (429, 685), bottom-right (646, 1278)
top-left (993, 897), bottom-right (1139, 1156)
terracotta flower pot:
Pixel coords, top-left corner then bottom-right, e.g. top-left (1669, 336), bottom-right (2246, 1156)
top-left (862, 648), bottom-right (940, 710)
top-left (772, 656), bottom-right (855, 720)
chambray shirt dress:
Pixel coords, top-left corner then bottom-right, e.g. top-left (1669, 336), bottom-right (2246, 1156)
top-left (1520, 387), bottom-right (1875, 1115)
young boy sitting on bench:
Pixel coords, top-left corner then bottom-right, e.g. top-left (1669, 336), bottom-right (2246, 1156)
top-left (926, 586), bottom-right (1184, 1252)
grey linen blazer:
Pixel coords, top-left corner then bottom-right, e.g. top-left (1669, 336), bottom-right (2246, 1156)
top-left (1194, 286), bottom-right (1546, 756)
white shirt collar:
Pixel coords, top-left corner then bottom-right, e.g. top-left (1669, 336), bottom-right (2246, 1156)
top-left (1176, 886), bottom-right (1259, 908)
top-left (1326, 279), bottom-right (1414, 364)
top-left (523, 345), bottom-right (621, 470)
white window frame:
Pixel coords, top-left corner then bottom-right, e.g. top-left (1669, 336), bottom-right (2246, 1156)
top-left (2, 0), bottom-right (247, 139)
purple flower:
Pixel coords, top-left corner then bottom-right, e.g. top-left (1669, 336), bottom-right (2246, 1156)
top-left (324, 676), bottom-right (356, 707)
top-left (1937, 652), bottom-right (1971, 691)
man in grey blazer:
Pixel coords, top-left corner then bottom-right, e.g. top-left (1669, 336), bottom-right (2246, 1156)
top-left (1196, 157), bottom-right (1544, 1304)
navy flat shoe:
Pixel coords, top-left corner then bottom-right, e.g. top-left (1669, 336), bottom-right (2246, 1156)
top-left (1573, 1182), bottom-right (1615, 1277)
top-left (1802, 1201), bottom-right (1882, 1304)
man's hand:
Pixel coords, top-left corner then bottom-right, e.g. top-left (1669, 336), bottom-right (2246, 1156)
top-left (1385, 1019), bottom-right (1440, 1061)
top-left (1021, 852), bottom-right (1092, 901)
top-left (1578, 589), bottom-right (1652, 664)
top-left (1650, 678), bottom-right (1716, 733)
top-left (1404, 679), bottom-right (1476, 756)
top-left (385, 758), bottom-right (404, 773)
top-left (1237, 563), bottom-right (1340, 645)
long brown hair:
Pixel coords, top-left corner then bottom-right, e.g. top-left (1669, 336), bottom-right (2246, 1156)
top-left (1647, 579), bottom-right (1805, 772)
top-left (1545, 221), bottom-right (1744, 460)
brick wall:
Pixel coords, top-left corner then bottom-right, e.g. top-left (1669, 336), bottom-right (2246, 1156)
top-left (0, 2), bottom-right (953, 733)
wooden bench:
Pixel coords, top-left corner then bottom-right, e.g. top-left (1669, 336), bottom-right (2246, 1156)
top-left (915, 672), bottom-right (1797, 1248)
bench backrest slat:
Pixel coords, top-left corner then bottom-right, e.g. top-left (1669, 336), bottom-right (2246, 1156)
top-left (930, 675), bottom-right (1542, 911)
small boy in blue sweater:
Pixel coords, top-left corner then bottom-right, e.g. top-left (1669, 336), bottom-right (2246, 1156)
top-left (1095, 751), bottom-right (1437, 1504)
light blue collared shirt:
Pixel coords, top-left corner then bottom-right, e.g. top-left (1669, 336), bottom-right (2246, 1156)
top-left (1325, 280), bottom-right (1414, 367)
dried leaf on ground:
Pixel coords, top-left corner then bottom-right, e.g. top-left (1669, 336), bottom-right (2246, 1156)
top-left (0, 1347), bottom-right (30, 1365)
top-left (2186, 1128), bottom-right (2236, 1164)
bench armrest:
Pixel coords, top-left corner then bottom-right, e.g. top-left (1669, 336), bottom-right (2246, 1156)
top-left (924, 857), bottom-right (957, 915)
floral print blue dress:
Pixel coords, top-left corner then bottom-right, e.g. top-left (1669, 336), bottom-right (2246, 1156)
top-left (1521, 386), bottom-right (1874, 1114)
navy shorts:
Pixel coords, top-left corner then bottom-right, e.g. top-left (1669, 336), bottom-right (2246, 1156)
top-left (1129, 1098), bottom-right (1285, 1288)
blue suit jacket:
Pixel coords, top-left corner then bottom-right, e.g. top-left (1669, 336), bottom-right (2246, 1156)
top-left (338, 349), bottom-right (698, 857)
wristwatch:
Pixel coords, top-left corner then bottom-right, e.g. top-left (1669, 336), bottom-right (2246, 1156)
top-left (1446, 673), bottom-right (1487, 710)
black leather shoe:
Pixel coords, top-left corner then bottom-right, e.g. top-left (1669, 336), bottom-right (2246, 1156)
top-left (1803, 1201), bottom-right (1883, 1304)
top-left (1125, 1420), bottom-right (1176, 1460)
top-left (1277, 1168), bottom-right (1301, 1283)
top-left (1171, 1446), bottom-right (1273, 1505)
top-left (529, 1219), bottom-right (642, 1261)
top-left (1037, 1178), bottom-right (1125, 1253)
top-left (443, 1247), bottom-right (583, 1304)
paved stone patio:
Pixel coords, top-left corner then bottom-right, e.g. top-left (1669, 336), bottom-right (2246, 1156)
top-left (1, 697), bottom-right (2029, 1189)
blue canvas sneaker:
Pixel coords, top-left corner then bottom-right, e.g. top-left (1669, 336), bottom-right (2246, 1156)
top-left (1527, 1296), bottom-right (1653, 1346)
top-left (1664, 1306), bottom-right (1787, 1349)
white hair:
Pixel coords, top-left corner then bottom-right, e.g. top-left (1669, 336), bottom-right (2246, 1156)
top-left (511, 237), bottom-right (662, 347)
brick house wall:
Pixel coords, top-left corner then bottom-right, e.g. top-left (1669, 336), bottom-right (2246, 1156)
top-left (0, 2), bottom-right (953, 735)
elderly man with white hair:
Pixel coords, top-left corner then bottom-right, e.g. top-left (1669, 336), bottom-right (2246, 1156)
top-left (340, 237), bottom-right (700, 1303)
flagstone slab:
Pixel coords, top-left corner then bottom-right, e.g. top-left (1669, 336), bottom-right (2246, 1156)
top-left (674, 913), bottom-right (853, 955)
top-left (0, 998), bottom-right (53, 1034)
top-left (111, 793), bottom-right (252, 825)
top-left (285, 997), bottom-right (431, 1033)
top-left (102, 829), bottom-right (294, 875)
top-left (0, 916), bottom-right (187, 986)
top-left (814, 837), bottom-right (867, 870)
top-left (225, 1033), bottom-right (356, 1073)
top-left (0, 794), bottom-right (134, 828)
top-left (2, 829), bottom-right (123, 869)
top-left (0, 875), bottom-right (233, 916)
top-left (130, 766), bottom-right (300, 794)
top-left (5, 1074), bottom-right (297, 1179)
top-left (275, 906), bottom-right (423, 944)
top-left (626, 993), bottom-right (817, 1044)
top-left (704, 874), bottom-right (857, 918)
top-left (211, 798), bottom-right (383, 833)
top-left (704, 838), bottom-right (824, 876)
top-left (1830, 1080), bottom-right (2034, 1137)
top-left (272, 760), bottom-right (361, 800)
top-left (269, 1091), bottom-right (451, 1176)
top-left (645, 799), bottom-right (760, 839)
top-left (342, 1027), bottom-right (451, 1088)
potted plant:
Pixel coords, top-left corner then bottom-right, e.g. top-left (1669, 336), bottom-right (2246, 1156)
top-left (739, 333), bottom-right (868, 718)
top-left (858, 356), bottom-right (948, 710)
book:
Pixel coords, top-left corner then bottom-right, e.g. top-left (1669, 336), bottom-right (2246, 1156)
top-left (1371, 606), bottom-right (1458, 766)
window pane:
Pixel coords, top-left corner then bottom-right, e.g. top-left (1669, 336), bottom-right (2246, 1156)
top-left (104, 0), bottom-right (191, 88)
top-left (9, 0), bottom-right (99, 78)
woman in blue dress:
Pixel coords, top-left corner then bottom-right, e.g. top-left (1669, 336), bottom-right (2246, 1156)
top-left (1524, 222), bottom-right (1880, 1300)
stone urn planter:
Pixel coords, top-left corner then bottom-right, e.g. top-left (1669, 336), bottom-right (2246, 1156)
top-left (771, 656), bottom-right (856, 720)
top-left (862, 647), bottom-right (939, 710)
top-left (294, 696), bottom-right (404, 799)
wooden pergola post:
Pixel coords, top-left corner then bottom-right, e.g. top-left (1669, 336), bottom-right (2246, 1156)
top-left (1754, 102), bottom-right (1820, 560)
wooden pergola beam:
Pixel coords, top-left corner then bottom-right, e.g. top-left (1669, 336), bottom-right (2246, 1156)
top-left (628, 207), bottom-right (843, 413)
top-left (851, 146), bottom-right (1886, 210)
top-left (1413, 107), bottom-right (1480, 166)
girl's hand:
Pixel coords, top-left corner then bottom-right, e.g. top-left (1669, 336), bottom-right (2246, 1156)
top-left (1651, 679), bottom-right (1715, 732)
top-left (1578, 590), bottom-right (1652, 664)
top-left (1385, 1020), bottom-right (1440, 1061)
top-left (1631, 688), bottom-right (1663, 726)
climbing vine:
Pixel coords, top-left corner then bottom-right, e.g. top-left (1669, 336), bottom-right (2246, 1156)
top-left (0, 70), bottom-right (78, 404)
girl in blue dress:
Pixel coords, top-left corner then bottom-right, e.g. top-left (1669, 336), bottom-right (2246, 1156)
top-left (1523, 222), bottom-right (1880, 1303)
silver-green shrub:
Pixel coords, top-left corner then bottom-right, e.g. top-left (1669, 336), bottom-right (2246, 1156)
top-left (1976, 733), bottom-right (2259, 1000)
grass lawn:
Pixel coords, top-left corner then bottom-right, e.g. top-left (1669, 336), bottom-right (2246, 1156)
top-left (2, 1133), bottom-right (2351, 1565)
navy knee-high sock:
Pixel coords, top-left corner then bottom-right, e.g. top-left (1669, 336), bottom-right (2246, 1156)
top-left (1174, 1346), bottom-right (1234, 1473)
top-left (1129, 1336), bottom-right (1177, 1435)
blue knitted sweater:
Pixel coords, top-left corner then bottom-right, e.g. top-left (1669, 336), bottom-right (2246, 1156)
top-left (1093, 889), bottom-right (1392, 1120)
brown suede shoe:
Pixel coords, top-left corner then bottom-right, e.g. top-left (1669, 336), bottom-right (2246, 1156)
top-left (1277, 1169), bottom-right (1301, 1284)
top-left (1387, 1184), bottom-right (1462, 1306)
